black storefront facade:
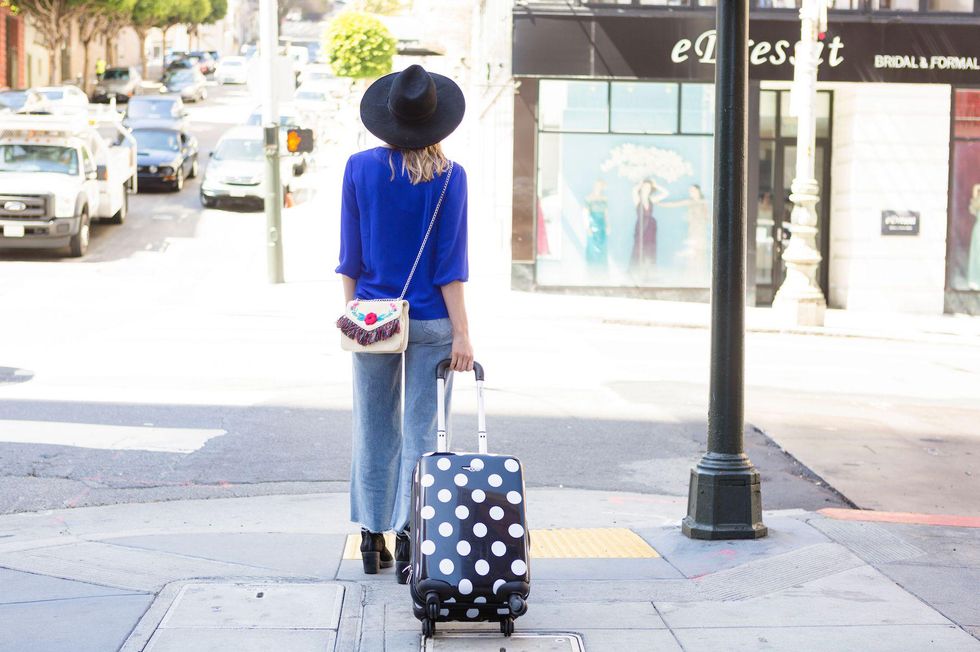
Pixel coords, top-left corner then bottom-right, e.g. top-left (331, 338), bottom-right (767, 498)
top-left (509, 4), bottom-right (980, 314)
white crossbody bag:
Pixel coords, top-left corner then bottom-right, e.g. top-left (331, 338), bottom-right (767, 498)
top-left (336, 162), bottom-right (454, 354)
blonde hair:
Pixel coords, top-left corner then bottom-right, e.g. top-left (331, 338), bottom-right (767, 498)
top-left (388, 143), bottom-right (450, 185)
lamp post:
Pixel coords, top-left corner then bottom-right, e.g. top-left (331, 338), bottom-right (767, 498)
top-left (259, 0), bottom-right (285, 284)
top-left (682, 0), bottom-right (767, 541)
top-left (771, 0), bottom-right (828, 326)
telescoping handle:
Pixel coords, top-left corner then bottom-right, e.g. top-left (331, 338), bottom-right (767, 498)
top-left (436, 360), bottom-right (487, 455)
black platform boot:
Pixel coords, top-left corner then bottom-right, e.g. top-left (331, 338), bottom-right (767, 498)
top-left (395, 529), bottom-right (411, 585)
top-left (360, 529), bottom-right (394, 574)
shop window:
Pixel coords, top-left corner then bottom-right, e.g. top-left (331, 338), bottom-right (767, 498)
top-left (871, 0), bottom-right (920, 10)
top-left (539, 80), bottom-right (609, 133)
top-left (949, 89), bottom-right (980, 292)
top-left (681, 84), bottom-right (714, 134)
top-left (760, 91), bottom-right (777, 138)
top-left (536, 78), bottom-right (717, 289)
top-left (611, 82), bottom-right (678, 134)
top-left (927, 0), bottom-right (974, 9)
top-left (954, 89), bottom-right (980, 138)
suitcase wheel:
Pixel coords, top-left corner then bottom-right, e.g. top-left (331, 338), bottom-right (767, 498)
top-left (508, 594), bottom-right (527, 617)
top-left (500, 616), bottom-right (515, 637)
top-left (422, 617), bottom-right (436, 638)
top-left (425, 592), bottom-right (440, 621)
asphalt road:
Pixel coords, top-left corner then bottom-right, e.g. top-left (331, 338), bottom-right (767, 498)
top-left (0, 84), bottom-right (977, 520)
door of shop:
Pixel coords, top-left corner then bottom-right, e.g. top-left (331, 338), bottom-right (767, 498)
top-left (754, 90), bottom-right (832, 306)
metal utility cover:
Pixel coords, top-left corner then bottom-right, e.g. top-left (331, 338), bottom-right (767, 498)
top-left (424, 632), bottom-right (585, 651)
top-left (159, 583), bottom-right (344, 630)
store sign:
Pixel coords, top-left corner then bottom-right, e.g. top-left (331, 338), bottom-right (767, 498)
top-left (514, 14), bottom-right (980, 84)
top-left (881, 210), bottom-right (920, 236)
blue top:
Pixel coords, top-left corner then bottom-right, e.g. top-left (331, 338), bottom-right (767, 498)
top-left (336, 147), bottom-right (468, 320)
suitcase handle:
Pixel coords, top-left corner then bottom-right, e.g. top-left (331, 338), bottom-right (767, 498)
top-left (436, 360), bottom-right (484, 382)
top-left (436, 359), bottom-right (487, 455)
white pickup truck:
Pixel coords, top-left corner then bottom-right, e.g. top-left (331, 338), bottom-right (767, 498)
top-left (0, 113), bottom-right (136, 257)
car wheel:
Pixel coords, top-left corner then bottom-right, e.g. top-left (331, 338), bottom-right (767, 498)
top-left (189, 157), bottom-right (199, 179)
top-left (68, 209), bottom-right (90, 258)
top-left (173, 167), bottom-right (184, 192)
top-left (108, 190), bottom-right (127, 224)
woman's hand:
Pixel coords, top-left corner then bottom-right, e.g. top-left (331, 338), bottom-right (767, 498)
top-left (450, 331), bottom-right (474, 372)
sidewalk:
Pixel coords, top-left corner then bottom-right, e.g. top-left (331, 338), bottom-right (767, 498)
top-left (1, 490), bottom-right (977, 651)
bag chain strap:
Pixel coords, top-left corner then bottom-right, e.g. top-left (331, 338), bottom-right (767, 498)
top-left (397, 161), bottom-right (454, 301)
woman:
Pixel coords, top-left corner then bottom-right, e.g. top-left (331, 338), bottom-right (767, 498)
top-left (336, 65), bottom-right (474, 583)
top-left (630, 178), bottom-right (668, 274)
top-left (661, 184), bottom-right (709, 280)
top-left (584, 179), bottom-right (609, 267)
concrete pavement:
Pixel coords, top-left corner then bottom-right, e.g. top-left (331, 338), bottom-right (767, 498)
top-left (0, 489), bottom-right (977, 651)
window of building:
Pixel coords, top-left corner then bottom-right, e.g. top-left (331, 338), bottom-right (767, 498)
top-left (539, 80), bottom-right (609, 133)
top-left (926, 0), bottom-right (974, 10)
top-left (535, 80), bottom-right (715, 289)
top-left (871, 0), bottom-right (921, 10)
top-left (611, 83), bottom-right (677, 134)
top-left (949, 89), bottom-right (980, 293)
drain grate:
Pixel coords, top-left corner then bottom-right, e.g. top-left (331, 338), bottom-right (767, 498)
top-left (423, 632), bottom-right (584, 651)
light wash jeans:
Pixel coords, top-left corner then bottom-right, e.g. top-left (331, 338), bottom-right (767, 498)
top-left (350, 317), bottom-right (454, 533)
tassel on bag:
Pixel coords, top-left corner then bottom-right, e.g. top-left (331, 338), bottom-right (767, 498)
top-left (337, 314), bottom-right (402, 346)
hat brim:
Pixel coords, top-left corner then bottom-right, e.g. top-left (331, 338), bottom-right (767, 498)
top-left (360, 71), bottom-right (465, 150)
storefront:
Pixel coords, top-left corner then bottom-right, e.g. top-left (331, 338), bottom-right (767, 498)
top-left (510, 4), bottom-right (980, 314)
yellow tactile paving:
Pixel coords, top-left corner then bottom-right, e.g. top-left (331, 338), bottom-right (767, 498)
top-left (343, 528), bottom-right (659, 560)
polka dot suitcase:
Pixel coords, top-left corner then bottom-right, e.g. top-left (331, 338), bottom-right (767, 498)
top-left (409, 360), bottom-right (530, 639)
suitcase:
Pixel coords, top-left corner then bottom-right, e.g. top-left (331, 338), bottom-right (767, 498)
top-left (409, 359), bottom-right (530, 638)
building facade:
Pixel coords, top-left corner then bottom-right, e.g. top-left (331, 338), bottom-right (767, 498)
top-left (498, 0), bottom-right (980, 315)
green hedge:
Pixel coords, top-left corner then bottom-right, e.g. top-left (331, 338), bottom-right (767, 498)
top-left (324, 11), bottom-right (396, 79)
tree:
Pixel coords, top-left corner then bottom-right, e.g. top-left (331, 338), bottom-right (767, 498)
top-left (129, 0), bottom-right (166, 78)
top-left (6, 0), bottom-right (89, 84)
top-left (78, 0), bottom-right (135, 93)
top-left (351, 0), bottom-right (407, 15)
top-left (188, 0), bottom-right (225, 51)
top-left (278, 0), bottom-right (331, 30)
top-left (156, 0), bottom-right (211, 67)
top-left (324, 11), bottom-right (395, 80)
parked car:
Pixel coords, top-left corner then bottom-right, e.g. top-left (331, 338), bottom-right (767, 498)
top-left (0, 113), bottom-right (136, 257)
top-left (297, 63), bottom-right (336, 87)
top-left (188, 51), bottom-right (216, 76)
top-left (123, 96), bottom-right (188, 129)
top-left (32, 85), bottom-right (89, 112)
top-left (132, 125), bottom-right (198, 191)
top-left (215, 56), bottom-right (248, 85)
top-left (92, 67), bottom-right (143, 103)
top-left (0, 89), bottom-right (51, 114)
top-left (162, 68), bottom-right (208, 102)
top-left (246, 103), bottom-right (313, 175)
top-left (165, 56), bottom-right (198, 74)
top-left (200, 126), bottom-right (294, 210)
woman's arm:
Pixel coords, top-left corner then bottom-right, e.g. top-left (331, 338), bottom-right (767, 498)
top-left (651, 187), bottom-right (670, 204)
top-left (341, 275), bottom-right (357, 303)
top-left (440, 281), bottom-right (474, 372)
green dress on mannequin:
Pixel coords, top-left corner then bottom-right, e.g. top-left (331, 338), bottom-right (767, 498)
top-left (968, 186), bottom-right (980, 290)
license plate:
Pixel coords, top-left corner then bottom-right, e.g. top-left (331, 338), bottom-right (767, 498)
top-left (229, 189), bottom-right (247, 198)
top-left (4, 224), bottom-right (25, 238)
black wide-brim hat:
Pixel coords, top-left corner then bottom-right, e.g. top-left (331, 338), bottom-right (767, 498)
top-left (360, 64), bottom-right (465, 150)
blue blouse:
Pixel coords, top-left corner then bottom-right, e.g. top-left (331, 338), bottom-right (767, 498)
top-left (336, 147), bottom-right (468, 320)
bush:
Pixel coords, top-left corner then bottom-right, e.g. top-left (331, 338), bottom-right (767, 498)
top-left (324, 11), bottom-right (396, 79)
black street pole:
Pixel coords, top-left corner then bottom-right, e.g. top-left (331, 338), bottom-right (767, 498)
top-left (682, 0), bottom-right (767, 540)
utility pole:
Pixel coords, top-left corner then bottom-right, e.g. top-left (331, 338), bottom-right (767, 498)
top-left (772, 0), bottom-right (829, 325)
top-left (259, 0), bottom-right (285, 284)
top-left (682, 0), bottom-right (767, 541)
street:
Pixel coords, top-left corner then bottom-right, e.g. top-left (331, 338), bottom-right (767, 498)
top-left (1, 83), bottom-right (978, 521)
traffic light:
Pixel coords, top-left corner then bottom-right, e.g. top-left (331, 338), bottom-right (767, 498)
top-left (285, 128), bottom-right (314, 153)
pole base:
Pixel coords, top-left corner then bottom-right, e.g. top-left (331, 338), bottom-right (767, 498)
top-left (772, 292), bottom-right (826, 327)
top-left (682, 454), bottom-right (767, 540)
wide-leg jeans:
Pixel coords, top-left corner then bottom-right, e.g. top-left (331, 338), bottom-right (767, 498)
top-left (350, 317), bottom-right (454, 533)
